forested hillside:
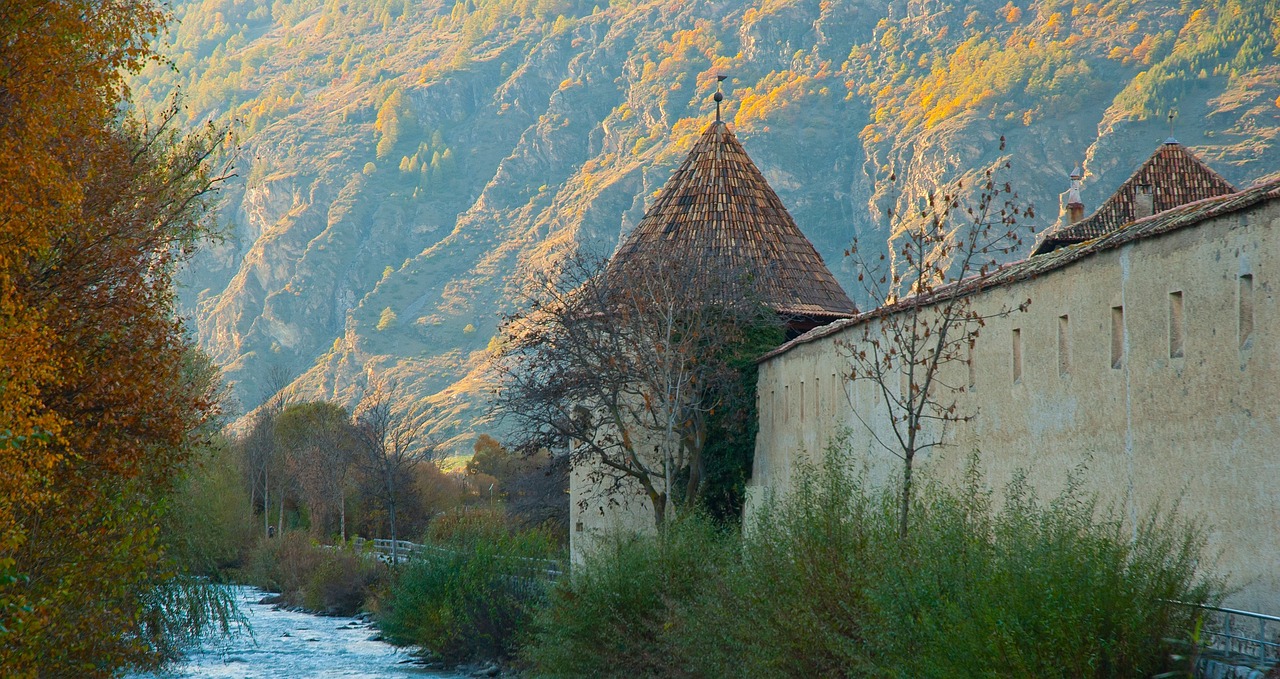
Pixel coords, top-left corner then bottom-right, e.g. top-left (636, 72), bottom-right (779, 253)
top-left (132, 0), bottom-right (1280, 452)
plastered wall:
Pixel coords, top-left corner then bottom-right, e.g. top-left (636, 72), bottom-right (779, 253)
top-left (751, 199), bottom-right (1280, 612)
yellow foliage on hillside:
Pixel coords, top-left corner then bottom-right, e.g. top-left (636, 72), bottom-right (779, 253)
top-left (734, 69), bottom-right (816, 130)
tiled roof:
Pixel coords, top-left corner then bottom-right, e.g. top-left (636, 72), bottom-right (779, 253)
top-left (1033, 141), bottom-right (1236, 255)
top-left (763, 177), bottom-right (1280, 363)
top-left (609, 121), bottom-right (857, 320)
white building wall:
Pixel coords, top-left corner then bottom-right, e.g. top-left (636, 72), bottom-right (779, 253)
top-left (567, 413), bottom-right (675, 563)
top-left (751, 199), bottom-right (1280, 612)
top-left (568, 450), bottom-right (658, 564)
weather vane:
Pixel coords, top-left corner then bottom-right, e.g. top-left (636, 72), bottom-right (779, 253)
top-left (714, 74), bottom-right (727, 122)
top-left (1167, 109), bottom-right (1177, 143)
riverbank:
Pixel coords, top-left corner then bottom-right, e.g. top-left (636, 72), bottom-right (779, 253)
top-left (127, 585), bottom-right (464, 678)
top-left (236, 526), bottom-right (545, 677)
top-left (255, 591), bottom-right (522, 679)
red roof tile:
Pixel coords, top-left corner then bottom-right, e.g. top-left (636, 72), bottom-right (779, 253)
top-left (1033, 141), bottom-right (1236, 255)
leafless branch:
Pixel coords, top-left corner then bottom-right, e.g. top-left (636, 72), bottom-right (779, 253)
top-left (840, 140), bottom-right (1033, 536)
top-left (493, 252), bottom-right (776, 527)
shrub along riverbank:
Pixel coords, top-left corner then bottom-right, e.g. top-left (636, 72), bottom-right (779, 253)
top-left (242, 532), bottom-right (388, 616)
top-left (223, 455), bottom-right (1219, 677)
top-left (233, 509), bottom-right (557, 668)
top-left (524, 455), bottom-right (1219, 678)
top-left (378, 511), bottom-right (558, 663)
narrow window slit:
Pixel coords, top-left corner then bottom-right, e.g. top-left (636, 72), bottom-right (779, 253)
top-left (1012, 328), bottom-right (1023, 384)
top-left (1169, 291), bottom-right (1184, 358)
top-left (1240, 274), bottom-right (1254, 349)
top-left (1111, 306), bottom-right (1125, 369)
top-left (1058, 315), bottom-right (1071, 377)
top-left (799, 381), bottom-right (805, 421)
top-left (967, 339), bottom-right (977, 392)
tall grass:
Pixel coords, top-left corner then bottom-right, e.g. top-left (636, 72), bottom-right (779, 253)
top-left (681, 455), bottom-right (890, 678)
top-left (378, 510), bottom-right (559, 663)
top-left (526, 454), bottom-right (1220, 678)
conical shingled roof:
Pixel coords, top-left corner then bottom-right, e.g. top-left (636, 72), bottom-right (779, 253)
top-left (1033, 140), bottom-right (1236, 255)
top-left (610, 120), bottom-right (857, 321)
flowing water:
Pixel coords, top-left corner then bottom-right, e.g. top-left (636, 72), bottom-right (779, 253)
top-left (130, 585), bottom-right (463, 678)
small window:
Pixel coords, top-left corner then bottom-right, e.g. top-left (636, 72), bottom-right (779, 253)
top-left (1111, 306), bottom-right (1125, 369)
top-left (814, 377), bottom-right (820, 417)
top-left (1168, 291), bottom-right (1184, 358)
top-left (799, 381), bottom-right (805, 421)
top-left (1058, 315), bottom-right (1071, 377)
top-left (1011, 328), bottom-right (1023, 384)
top-left (1240, 274), bottom-right (1254, 349)
top-left (575, 521), bottom-right (584, 533)
top-left (783, 385), bottom-right (789, 423)
top-left (967, 339), bottom-right (977, 391)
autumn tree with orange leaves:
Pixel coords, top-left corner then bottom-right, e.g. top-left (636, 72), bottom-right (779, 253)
top-left (0, 0), bottom-right (231, 674)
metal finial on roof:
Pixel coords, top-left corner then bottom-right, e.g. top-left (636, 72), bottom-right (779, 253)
top-left (1164, 110), bottom-right (1178, 145)
top-left (714, 74), bottom-right (726, 122)
top-left (1069, 164), bottom-right (1083, 180)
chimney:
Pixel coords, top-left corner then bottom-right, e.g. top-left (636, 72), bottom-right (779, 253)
top-left (1066, 165), bottom-right (1084, 224)
top-left (1134, 183), bottom-right (1154, 219)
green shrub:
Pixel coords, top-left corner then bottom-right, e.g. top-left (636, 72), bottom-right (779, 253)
top-left (525, 513), bottom-right (735, 678)
top-left (682, 456), bottom-right (886, 678)
top-left (865, 465), bottom-right (1219, 678)
top-left (379, 511), bottom-right (558, 662)
top-left (302, 548), bottom-right (384, 616)
top-left (526, 453), bottom-right (1220, 679)
top-left (244, 532), bottom-right (385, 614)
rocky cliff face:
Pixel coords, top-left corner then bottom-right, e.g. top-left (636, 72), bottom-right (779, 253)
top-left (133, 0), bottom-right (1280, 452)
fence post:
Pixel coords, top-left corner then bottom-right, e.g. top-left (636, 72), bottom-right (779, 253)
top-left (1226, 613), bottom-right (1233, 654)
top-left (1260, 618), bottom-right (1267, 663)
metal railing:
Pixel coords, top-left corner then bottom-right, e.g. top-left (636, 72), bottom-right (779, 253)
top-left (352, 537), bottom-right (429, 562)
top-left (1168, 599), bottom-right (1280, 664)
top-left (350, 536), bottom-right (564, 580)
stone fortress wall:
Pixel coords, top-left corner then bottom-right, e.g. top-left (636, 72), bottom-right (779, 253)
top-left (748, 193), bottom-right (1280, 612)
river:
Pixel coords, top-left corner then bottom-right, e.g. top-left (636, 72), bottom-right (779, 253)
top-left (130, 585), bottom-right (464, 678)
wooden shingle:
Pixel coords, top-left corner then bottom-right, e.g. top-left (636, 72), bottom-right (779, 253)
top-left (610, 121), bottom-right (857, 323)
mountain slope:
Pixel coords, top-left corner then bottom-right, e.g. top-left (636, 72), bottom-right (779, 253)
top-left (132, 0), bottom-right (1280, 451)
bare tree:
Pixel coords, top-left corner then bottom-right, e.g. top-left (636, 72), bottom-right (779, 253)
top-left (467, 435), bottom-right (570, 537)
top-left (841, 142), bottom-right (1033, 537)
top-left (353, 381), bottom-right (433, 564)
top-left (244, 364), bottom-right (293, 538)
top-left (274, 401), bottom-right (359, 540)
top-left (242, 409), bottom-right (279, 538)
top-left (494, 253), bottom-right (776, 527)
